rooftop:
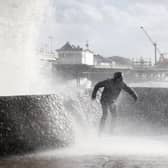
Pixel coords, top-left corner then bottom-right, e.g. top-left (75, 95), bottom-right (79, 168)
top-left (56, 42), bottom-right (83, 51)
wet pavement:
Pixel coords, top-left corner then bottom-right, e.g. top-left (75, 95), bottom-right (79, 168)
top-left (1, 154), bottom-right (168, 168)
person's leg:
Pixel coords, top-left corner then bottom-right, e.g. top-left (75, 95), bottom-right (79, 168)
top-left (109, 103), bottom-right (117, 131)
top-left (99, 103), bottom-right (108, 133)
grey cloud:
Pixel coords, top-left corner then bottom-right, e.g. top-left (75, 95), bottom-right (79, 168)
top-left (41, 0), bottom-right (168, 60)
top-left (52, 0), bottom-right (168, 25)
top-left (52, 0), bottom-right (104, 24)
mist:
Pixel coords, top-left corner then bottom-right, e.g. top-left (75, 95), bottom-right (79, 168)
top-left (0, 0), bottom-right (50, 95)
top-left (1, 1), bottom-right (168, 168)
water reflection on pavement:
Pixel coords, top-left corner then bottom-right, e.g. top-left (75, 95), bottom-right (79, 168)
top-left (1, 154), bottom-right (168, 168)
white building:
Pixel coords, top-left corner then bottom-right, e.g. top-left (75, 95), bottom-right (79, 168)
top-left (56, 42), bottom-right (94, 65)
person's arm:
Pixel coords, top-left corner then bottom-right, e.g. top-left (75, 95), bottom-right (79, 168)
top-left (91, 80), bottom-right (106, 100)
top-left (122, 82), bottom-right (138, 101)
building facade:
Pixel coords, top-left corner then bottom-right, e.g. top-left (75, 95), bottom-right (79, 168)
top-left (56, 42), bottom-right (94, 65)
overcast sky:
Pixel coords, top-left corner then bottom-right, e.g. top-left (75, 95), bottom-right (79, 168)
top-left (40, 0), bottom-right (168, 62)
top-left (0, 0), bottom-right (168, 94)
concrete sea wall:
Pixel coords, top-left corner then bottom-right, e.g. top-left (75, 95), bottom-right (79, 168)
top-left (118, 87), bottom-right (168, 135)
top-left (0, 94), bottom-right (74, 156)
top-left (1, 87), bottom-right (168, 156)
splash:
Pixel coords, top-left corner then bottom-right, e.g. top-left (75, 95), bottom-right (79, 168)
top-left (0, 0), bottom-right (49, 96)
top-left (1, 1), bottom-right (168, 160)
top-left (28, 86), bottom-right (168, 158)
top-left (30, 134), bottom-right (168, 158)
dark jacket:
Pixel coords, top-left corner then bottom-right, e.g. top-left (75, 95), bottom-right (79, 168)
top-left (91, 78), bottom-right (137, 104)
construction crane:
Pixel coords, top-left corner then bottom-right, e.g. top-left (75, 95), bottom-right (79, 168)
top-left (140, 26), bottom-right (160, 65)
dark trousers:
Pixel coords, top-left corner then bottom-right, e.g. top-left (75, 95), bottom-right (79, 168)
top-left (100, 102), bottom-right (117, 132)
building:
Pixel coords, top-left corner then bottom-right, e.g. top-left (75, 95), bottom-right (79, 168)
top-left (107, 56), bottom-right (132, 68)
top-left (37, 46), bottom-right (58, 59)
top-left (94, 54), bottom-right (105, 65)
top-left (132, 57), bottom-right (152, 69)
top-left (94, 55), bottom-right (132, 69)
top-left (56, 42), bottom-right (94, 65)
top-left (155, 54), bottom-right (168, 68)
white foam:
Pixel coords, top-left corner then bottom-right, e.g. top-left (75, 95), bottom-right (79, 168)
top-left (33, 135), bottom-right (168, 158)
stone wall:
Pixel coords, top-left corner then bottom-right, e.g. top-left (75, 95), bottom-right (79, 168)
top-left (0, 94), bottom-right (73, 156)
top-left (1, 87), bottom-right (168, 156)
top-left (118, 87), bottom-right (168, 135)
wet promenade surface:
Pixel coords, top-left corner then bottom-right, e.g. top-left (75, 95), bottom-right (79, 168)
top-left (1, 155), bottom-right (168, 168)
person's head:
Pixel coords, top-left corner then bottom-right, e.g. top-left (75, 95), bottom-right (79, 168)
top-left (113, 72), bottom-right (123, 82)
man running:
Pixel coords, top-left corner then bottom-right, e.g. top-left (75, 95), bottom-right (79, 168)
top-left (91, 72), bottom-right (138, 132)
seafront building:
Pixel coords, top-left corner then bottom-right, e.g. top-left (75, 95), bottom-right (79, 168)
top-left (56, 42), bottom-right (94, 65)
top-left (40, 41), bottom-right (168, 86)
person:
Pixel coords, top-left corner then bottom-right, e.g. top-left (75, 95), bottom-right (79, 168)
top-left (91, 72), bottom-right (138, 132)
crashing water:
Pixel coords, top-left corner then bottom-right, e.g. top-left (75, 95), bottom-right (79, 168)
top-left (1, 77), bottom-right (168, 158)
top-left (1, 1), bottom-right (168, 168)
top-left (0, 0), bottom-right (51, 96)
top-left (2, 87), bottom-right (167, 168)
top-left (2, 86), bottom-right (165, 159)
top-left (22, 85), bottom-right (168, 160)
